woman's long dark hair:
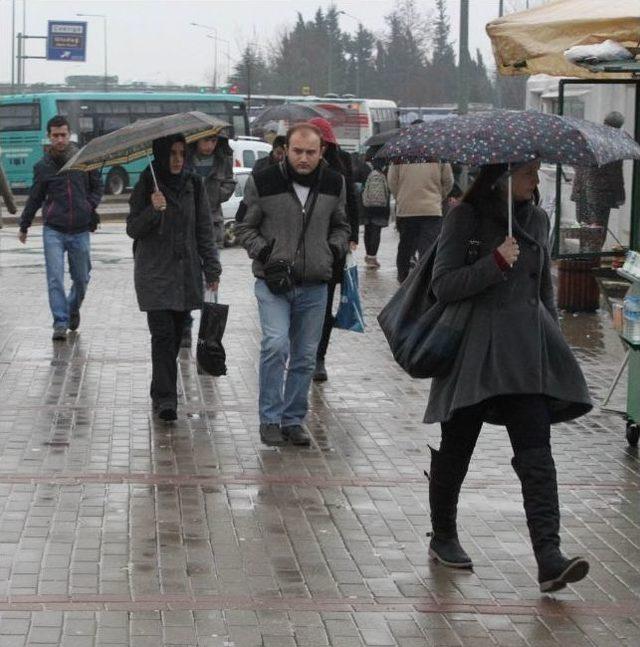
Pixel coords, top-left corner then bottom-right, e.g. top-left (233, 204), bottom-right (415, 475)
top-left (462, 163), bottom-right (508, 210)
top-left (463, 163), bottom-right (540, 211)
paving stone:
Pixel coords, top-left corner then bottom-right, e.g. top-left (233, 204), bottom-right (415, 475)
top-left (0, 224), bottom-right (638, 646)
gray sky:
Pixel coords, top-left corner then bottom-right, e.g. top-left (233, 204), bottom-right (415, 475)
top-left (0, 0), bottom-right (537, 87)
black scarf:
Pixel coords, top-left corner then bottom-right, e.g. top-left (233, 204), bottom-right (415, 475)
top-left (284, 158), bottom-right (321, 187)
top-left (151, 134), bottom-right (187, 195)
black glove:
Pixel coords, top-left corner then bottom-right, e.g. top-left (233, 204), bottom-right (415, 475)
top-left (257, 240), bottom-right (274, 264)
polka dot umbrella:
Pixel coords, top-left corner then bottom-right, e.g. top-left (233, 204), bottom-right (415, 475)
top-left (377, 109), bottom-right (640, 234)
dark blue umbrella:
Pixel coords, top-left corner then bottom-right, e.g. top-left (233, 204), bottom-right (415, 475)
top-left (377, 109), bottom-right (640, 234)
top-left (377, 109), bottom-right (640, 167)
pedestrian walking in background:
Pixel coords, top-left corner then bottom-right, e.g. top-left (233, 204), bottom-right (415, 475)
top-left (306, 117), bottom-right (359, 383)
top-left (424, 160), bottom-right (592, 593)
top-left (388, 119), bottom-right (453, 282)
top-left (359, 146), bottom-right (391, 269)
top-left (127, 134), bottom-right (221, 422)
top-left (252, 135), bottom-right (286, 176)
top-left (235, 123), bottom-right (350, 446)
top-left (179, 133), bottom-right (235, 348)
top-left (18, 115), bottom-right (103, 341)
top-left (570, 110), bottom-right (626, 251)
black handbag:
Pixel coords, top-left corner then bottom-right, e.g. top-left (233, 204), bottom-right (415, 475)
top-left (377, 224), bottom-right (480, 379)
top-left (197, 291), bottom-right (228, 377)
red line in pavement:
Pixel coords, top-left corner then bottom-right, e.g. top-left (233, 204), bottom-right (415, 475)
top-left (0, 593), bottom-right (637, 618)
top-left (0, 472), bottom-right (636, 490)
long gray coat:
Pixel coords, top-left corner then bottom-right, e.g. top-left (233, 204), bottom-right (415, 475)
top-left (424, 200), bottom-right (592, 425)
top-left (127, 169), bottom-right (221, 312)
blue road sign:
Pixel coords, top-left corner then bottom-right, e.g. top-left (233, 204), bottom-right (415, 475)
top-left (47, 21), bottom-right (87, 62)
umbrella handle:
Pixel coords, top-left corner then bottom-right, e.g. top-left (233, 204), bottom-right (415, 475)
top-left (508, 165), bottom-right (513, 239)
top-left (147, 154), bottom-right (160, 192)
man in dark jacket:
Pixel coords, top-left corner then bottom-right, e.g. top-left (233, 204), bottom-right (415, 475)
top-left (235, 123), bottom-right (350, 447)
top-left (252, 135), bottom-right (286, 176)
top-left (18, 115), bottom-right (103, 341)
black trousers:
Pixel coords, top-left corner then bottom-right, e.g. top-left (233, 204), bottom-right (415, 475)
top-left (364, 224), bottom-right (382, 257)
top-left (147, 310), bottom-right (189, 409)
top-left (440, 394), bottom-right (551, 459)
top-left (396, 216), bottom-right (442, 281)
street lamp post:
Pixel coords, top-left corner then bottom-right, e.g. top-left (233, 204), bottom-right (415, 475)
top-left (191, 22), bottom-right (219, 91)
top-left (336, 10), bottom-right (362, 97)
top-left (77, 13), bottom-right (108, 92)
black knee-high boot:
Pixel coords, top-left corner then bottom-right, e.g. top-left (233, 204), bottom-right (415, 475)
top-left (512, 447), bottom-right (589, 592)
top-left (425, 446), bottom-right (473, 569)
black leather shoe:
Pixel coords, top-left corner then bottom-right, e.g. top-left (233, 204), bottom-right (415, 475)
top-left (282, 424), bottom-right (311, 446)
top-left (158, 407), bottom-right (177, 422)
top-left (538, 554), bottom-right (589, 593)
top-left (69, 311), bottom-right (80, 331)
top-left (428, 534), bottom-right (473, 569)
top-left (259, 423), bottom-right (286, 446)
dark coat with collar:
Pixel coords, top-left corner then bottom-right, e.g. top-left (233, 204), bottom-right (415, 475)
top-left (424, 200), bottom-right (592, 425)
top-left (126, 168), bottom-right (221, 312)
top-left (235, 160), bottom-right (350, 284)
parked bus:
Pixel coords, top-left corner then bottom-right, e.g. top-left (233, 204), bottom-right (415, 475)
top-left (248, 95), bottom-right (399, 152)
top-left (0, 91), bottom-right (249, 194)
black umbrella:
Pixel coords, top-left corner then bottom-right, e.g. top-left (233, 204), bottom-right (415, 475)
top-left (251, 103), bottom-right (331, 129)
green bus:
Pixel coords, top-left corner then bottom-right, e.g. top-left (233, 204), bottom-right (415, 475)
top-left (0, 91), bottom-right (249, 194)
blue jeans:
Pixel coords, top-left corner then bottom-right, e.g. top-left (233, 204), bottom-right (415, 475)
top-left (255, 279), bottom-right (328, 426)
top-left (43, 226), bottom-right (91, 329)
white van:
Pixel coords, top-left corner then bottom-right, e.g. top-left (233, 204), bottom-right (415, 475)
top-left (229, 136), bottom-right (271, 169)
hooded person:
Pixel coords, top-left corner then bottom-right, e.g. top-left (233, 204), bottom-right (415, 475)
top-left (127, 133), bottom-right (222, 422)
top-left (306, 117), bottom-right (359, 382)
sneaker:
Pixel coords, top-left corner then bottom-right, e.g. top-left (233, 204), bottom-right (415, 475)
top-left (282, 424), bottom-right (311, 446)
top-left (180, 331), bottom-right (192, 348)
top-left (69, 311), bottom-right (80, 331)
top-left (52, 327), bottom-right (67, 341)
top-left (158, 407), bottom-right (177, 422)
top-left (259, 423), bottom-right (286, 446)
top-left (365, 255), bottom-right (380, 268)
top-left (313, 358), bottom-right (328, 382)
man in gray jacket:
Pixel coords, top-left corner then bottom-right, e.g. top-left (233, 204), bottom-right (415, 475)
top-left (236, 123), bottom-right (350, 446)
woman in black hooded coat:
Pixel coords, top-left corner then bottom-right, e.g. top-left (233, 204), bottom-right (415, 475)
top-left (127, 134), bottom-right (221, 421)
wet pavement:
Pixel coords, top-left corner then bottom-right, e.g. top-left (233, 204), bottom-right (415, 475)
top-left (0, 222), bottom-right (639, 647)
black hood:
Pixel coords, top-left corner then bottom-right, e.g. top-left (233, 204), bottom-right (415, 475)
top-left (152, 134), bottom-right (187, 193)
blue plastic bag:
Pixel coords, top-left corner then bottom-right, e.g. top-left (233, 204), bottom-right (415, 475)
top-left (334, 253), bottom-right (366, 333)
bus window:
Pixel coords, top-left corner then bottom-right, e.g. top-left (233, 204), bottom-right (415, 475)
top-left (0, 103), bottom-right (40, 131)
